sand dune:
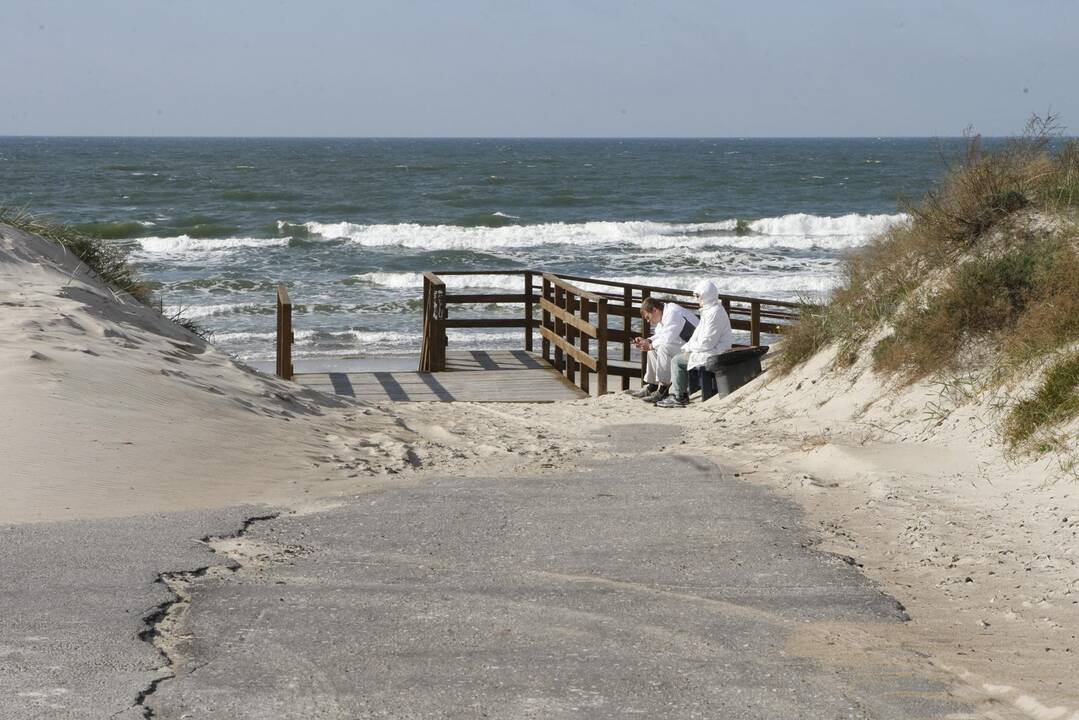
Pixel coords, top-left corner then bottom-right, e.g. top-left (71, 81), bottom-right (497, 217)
top-left (0, 223), bottom-right (429, 523)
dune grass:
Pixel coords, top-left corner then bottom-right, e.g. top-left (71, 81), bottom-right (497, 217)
top-left (0, 207), bottom-right (210, 338)
top-left (1, 206), bottom-right (155, 304)
top-left (1005, 353), bottom-right (1079, 448)
top-left (775, 116), bottom-right (1079, 447)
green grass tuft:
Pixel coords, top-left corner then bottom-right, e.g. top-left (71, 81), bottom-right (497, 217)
top-left (1005, 352), bottom-right (1079, 447)
top-left (1, 207), bottom-right (209, 340)
top-left (1, 206), bottom-right (154, 304)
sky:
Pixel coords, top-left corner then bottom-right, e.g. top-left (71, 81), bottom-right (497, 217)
top-left (2, 0), bottom-right (1076, 137)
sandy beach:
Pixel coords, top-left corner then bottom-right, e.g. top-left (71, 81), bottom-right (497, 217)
top-left (3, 218), bottom-right (1078, 718)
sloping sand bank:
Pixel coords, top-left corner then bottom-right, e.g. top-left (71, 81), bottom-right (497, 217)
top-left (1, 223), bottom-right (529, 524)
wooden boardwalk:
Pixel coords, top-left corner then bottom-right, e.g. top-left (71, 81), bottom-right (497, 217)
top-left (294, 350), bottom-right (587, 403)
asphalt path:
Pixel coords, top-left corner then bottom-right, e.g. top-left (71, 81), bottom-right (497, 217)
top-left (0, 507), bottom-right (261, 719)
top-left (144, 424), bottom-right (966, 719)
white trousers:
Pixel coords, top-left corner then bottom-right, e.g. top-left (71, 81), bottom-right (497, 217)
top-left (643, 343), bottom-right (681, 385)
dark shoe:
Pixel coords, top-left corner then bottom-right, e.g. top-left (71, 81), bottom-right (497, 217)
top-left (631, 383), bottom-right (658, 399)
top-left (644, 385), bottom-right (670, 403)
top-left (655, 394), bottom-right (688, 408)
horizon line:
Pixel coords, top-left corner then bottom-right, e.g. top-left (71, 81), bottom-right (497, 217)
top-left (0, 134), bottom-right (1057, 141)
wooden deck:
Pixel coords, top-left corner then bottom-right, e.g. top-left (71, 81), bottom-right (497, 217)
top-left (294, 350), bottom-right (588, 403)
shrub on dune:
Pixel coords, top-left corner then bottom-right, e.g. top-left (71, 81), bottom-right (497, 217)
top-left (776, 115), bottom-right (1079, 449)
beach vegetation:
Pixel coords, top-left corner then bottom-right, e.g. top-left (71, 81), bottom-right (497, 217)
top-left (1005, 352), bottom-right (1079, 448)
top-left (0, 206), bottom-right (209, 338)
top-left (1, 206), bottom-right (154, 304)
top-left (776, 115), bottom-right (1079, 446)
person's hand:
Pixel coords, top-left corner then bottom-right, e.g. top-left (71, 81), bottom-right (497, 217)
top-left (632, 336), bottom-right (643, 348)
top-left (639, 339), bottom-right (653, 352)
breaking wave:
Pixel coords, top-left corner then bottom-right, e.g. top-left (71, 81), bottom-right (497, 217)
top-left (351, 271), bottom-right (835, 297)
top-left (137, 236), bottom-right (291, 253)
top-left (286, 213), bottom-right (907, 252)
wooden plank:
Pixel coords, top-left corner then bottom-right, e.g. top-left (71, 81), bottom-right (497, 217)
top-left (541, 272), bottom-right (605, 303)
top-left (428, 269), bottom-right (531, 276)
top-left (621, 286), bottom-right (631, 391)
top-left (597, 299), bottom-right (608, 395)
top-left (523, 271), bottom-right (533, 353)
top-left (553, 283), bottom-right (565, 372)
top-left (580, 296), bottom-right (590, 394)
top-left (539, 326), bottom-right (598, 370)
top-left (552, 273), bottom-right (801, 309)
top-left (541, 276), bottom-right (552, 364)
top-left (538, 297), bottom-right (598, 337)
top-left (441, 318), bottom-right (538, 329)
top-left (295, 366), bottom-right (586, 403)
top-left (445, 293), bottom-right (533, 304)
top-left (275, 283), bottom-right (293, 380)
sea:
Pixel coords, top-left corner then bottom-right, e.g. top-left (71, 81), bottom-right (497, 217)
top-left (0, 137), bottom-right (963, 362)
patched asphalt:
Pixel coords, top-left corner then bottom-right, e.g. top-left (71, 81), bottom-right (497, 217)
top-left (0, 506), bottom-right (269, 719)
top-left (140, 424), bottom-right (967, 719)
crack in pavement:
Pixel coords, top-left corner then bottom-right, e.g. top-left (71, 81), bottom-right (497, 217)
top-left (125, 513), bottom-right (280, 718)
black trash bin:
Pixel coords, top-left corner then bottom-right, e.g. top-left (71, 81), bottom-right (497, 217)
top-left (691, 345), bottom-right (769, 401)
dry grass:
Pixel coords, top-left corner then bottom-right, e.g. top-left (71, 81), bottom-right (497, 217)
top-left (777, 115), bottom-right (1079, 446)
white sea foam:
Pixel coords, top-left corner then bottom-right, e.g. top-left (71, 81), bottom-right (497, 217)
top-left (351, 271), bottom-right (835, 297)
top-left (747, 212), bottom-right (904, 238)
top-left (163, 303), bottom-right (265, 320)
top-left (213, 329), bottom-right (318, 343)
top-left (292, 213), bottom-right (907, 253)
top-left (137, 236), bottom-right (291, 253)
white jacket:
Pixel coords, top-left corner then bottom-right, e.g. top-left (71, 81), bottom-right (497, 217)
top-left (681, 280), bottom-right (733, 370)
top-left (649, 302), bottom-right (698, 348)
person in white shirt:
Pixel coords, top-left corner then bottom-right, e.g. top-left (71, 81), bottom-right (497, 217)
top-left (631, 297), bottom-right (699, 403)
top-left (656, 279), bottom-right (734, 408)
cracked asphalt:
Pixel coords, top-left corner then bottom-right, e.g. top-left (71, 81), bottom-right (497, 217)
top-left (2, 424), bottom-right (969, 718)
top-left (0, 506), bottom-right (264, 719)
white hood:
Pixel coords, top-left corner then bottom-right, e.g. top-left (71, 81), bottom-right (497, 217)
top-left (693, 279), bottom-right (719, 307)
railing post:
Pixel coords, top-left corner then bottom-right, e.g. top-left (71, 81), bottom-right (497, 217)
top-left (541, 276), bottom-right (552, 363)
top-left (420, 275), bottom-right (431, 371)
top-left (553, 282), bottom-right (565, 371)
top-left (639, 288), bottom-right (651, 380)
top-left (750, 301), bottom-right (761, 346)
top-left (420, 273), bottom-right (447, 372)
top-left (565, 291), bottom-right (577, 385)
top-left (621, 286), bottom-right (632, 391)
top-left (597, 298), bottom-right (608, 396)
top-left (579, 292), bottom-right (590, 395)
top-left (523, 271), bottom-right (534, 353)
top-left (275, 283), bottom-right (293, 381)
top-left (435, 284), bottom-right (446, 371)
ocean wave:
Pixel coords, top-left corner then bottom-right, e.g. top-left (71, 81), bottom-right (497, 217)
top-left (216, 327), bottom-right (517, 351)
top-left (292, 213), bottom-right (906, 252)
top-left (351, 271), bottom-right (834, 297)
top-left (747, 212), bottom-right (904, 238)
top-left (162, 302), bottom-right (269, 320)
top-left (137, 235), bottom-right (291, 253)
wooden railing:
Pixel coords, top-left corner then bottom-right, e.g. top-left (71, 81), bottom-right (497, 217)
top-left (419, 270), bottom-right (539, 372)
top-left (539, 273), bottom-right (609, 395)
top-left (275, 283), bottom-right (294, 380)
top-left (417, 269), bottom-right (801, 394)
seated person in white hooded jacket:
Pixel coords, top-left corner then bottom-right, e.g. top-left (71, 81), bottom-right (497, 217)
top-left (630, 296), bottom-right (698, 402)
top-left (655, 279), bottom-right (733, 408)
